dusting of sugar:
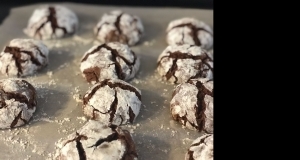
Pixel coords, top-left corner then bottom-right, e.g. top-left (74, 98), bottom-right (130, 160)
top-left (72, 35), bottom-right (93, 45)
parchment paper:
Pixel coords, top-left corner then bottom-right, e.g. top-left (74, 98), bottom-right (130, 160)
top-left (0, 2), bottom-right (213, 160)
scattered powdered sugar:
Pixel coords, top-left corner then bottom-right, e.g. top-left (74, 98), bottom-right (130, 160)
top-left (72, 35), bottom-right (93, 45)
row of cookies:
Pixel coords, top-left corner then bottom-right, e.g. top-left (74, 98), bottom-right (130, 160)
top-left (23, 5), bottom-right (213, 50)
top-left (0, 4), bottom-right (213, 160)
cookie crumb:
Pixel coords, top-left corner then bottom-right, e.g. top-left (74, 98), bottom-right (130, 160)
top-left (47, 71), bottom-right (53, 78)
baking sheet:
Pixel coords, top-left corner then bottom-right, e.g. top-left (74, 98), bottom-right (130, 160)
top-left (0, 2), bottom-right (213, 160)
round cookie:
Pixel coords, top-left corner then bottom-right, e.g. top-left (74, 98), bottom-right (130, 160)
top-left (82, 79), bottom-right (142, 126)
top-left (80, 42), bottom-right (140, 84)
top-left (157, 44), bottom-right (213, 84)
top-left (0, 38), bottom-right (49, 77)
top-left (23, 5), bottom-right (79, 40)
top-left (170, 78), bottom-right (213, 133)
top-left (94, 10), bottom-right (144, 46)
top-left (55, 120), bottom-right (138, 160)
top-left (0, 79), bottom-right (37, 129)
top-left (185, 134), bottom-right (213, 160)
top-left (166, 17), bottom-right (213, 50)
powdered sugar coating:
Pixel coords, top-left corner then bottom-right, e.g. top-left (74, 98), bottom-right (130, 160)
top-left (157, 44), bottom-right (213, 84)
top-left (94, 10), bottom-right (144, 46)
top-left (83, 79), bottom-right (142, 126)
top-left (166, 17), bottom-right (213, 50)
top-left (0, 79), bottom-right (37, 129)
top-left (80, 42), bottom-right (140, 84)
top-left (185, 134), bottom-right (213, 160)
top-left (23, 5), bottom-right (79, 40)
top-left (0, 39), bottom-right (49, 77)
top-left (170, 78), bottom-right (213, 133)
top-left (55, 120), bottom-right (138, 160)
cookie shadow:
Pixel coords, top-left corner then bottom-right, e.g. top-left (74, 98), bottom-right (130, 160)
top-left (29, 87), bottom-right (69, 126)
top-left (134, 89), bottom-right (165, 124)
top-left (135, 53), bottom-right (158, 79)
top-left (39, 49), bottom-right (75, 74)
top-left (137, 19), bottom-right (164, 46)
top-left (76, 11), bottom-right (99, 36)
top-left (132, 134), bottom-right (170, 160)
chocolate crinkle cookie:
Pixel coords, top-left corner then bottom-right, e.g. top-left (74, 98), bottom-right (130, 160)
top-left (166, 17), bottom-right (213, 50)
top-left (23, 5), bottom-right (79, 40)
top-left (0, 79), bottom-right (37, 129)
top-left (82, 79), bottom-right (141, 126)
top-left (170, 78), bottom-right (213, 133)
top-left (80, 42), bottom-right (140, 84)
top-left (185, 134), bottom-right (213, 160)
top-left (55, 120), bottom-right (138, 160)
top-left (94, 10), bottom-right (144, 46)
top-left (0, 39), bottom-right (49, 77)
top-left (157, 44), bottom-right (213, 84)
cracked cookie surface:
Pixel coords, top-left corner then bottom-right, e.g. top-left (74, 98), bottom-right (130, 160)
top-left (94, 10), bottom-right (144, 46)
top-left (23, 5), bottom-right (79, 40)
top-left (170, 78), bottom-right (213, 133)
top-left (157, 44), bottom-right (213, 84)
top-left (185, 134), bottom-right (213, 160)
top-left (55, 120), bottom-right (138, 160)
top-left (0, 39), bottom-right (49, 77)
top-left (80, 42), bottom-right (140, 84)
top-left (0, 79), bottom-right (37, 129)
top-left (82, 79), bottom-right (141, 126)
top-left (166, 17), bottom-right (213, 50)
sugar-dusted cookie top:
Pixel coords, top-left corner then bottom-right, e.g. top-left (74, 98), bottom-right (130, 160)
top-left (0, 79), bottom-right (37, 129)
top-left (55, 120), bottom-right (138, 160)
top-left (80, 42), bottom-right (140, 84)
top-left (157, 44), bottom-right (213, 84)
top-left (23, 5), bottom-right (79, 40)
top-left (166, 17), bottom-right (213, 50)
top-left (94, 10), bottom-right (144, 46)
top-left (0, 38), bottom-right (49, 77)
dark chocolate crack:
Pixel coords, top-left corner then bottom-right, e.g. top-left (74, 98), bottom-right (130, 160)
top-left (10, 110), bottom-right (27, 128)
top-left (188, 51), bottom-right (213, 80)
top-left (0, 99), bottom-right (7, 109)
top-left (0, 80), bottom-right (36, 109)
top-left (88, 132), bottom-right (118, 148)
top-left (34, 6), bottom-right (67, 39)
top-left (115, 12), bottom-right (124, 36)
top-left (109, 124), bottom-right (118, 131)
top-left (83, 66), bottom-right (101, 84)
top-left (81, 44), bottom-right (137, 81)
top-left (193, 80), bottom-right (213, 132)
top-left (76, 139), bottom-right (87, 160)
top-left (190, 134), bottom-right (210, 147)
top-left (187, 135), bottom-right (211, 160)
top-left (97, 79), bottom-right (141, 101)
top-left (20, 50), bottom-right (42, 66)
top-left (0, 88), bottom-right (29, 107)
top-left (83, 79), bottom-right (140, 124)
top-left (172, 111), bottom-right (199, 130)
top-left (109, 91), bottom-right (118, 123)
top-left (87, 105), bottom-right (110, 120)
top-left (4, 46), bottom-right (43, 77)
top-left (4, 46), bottom-right (23, 76)
top-left (63, 132), bottom-right (88, 160)
top-left (5, 65), bottom-right (9, 75)
top-left (120, 130), bottom-right (138, 160)
top-left (170, 23), bottom-right (213, 46)
top-left (158, 50), bottom-right (211, 83)
top-left (21, 80), bottom-right (37, 109)
top-left (87, 126), bottom-right (137, 160)
top-left (128, 107), bottom-right (135, 123)
top-left (35, 47), bottom-right (46, 58)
